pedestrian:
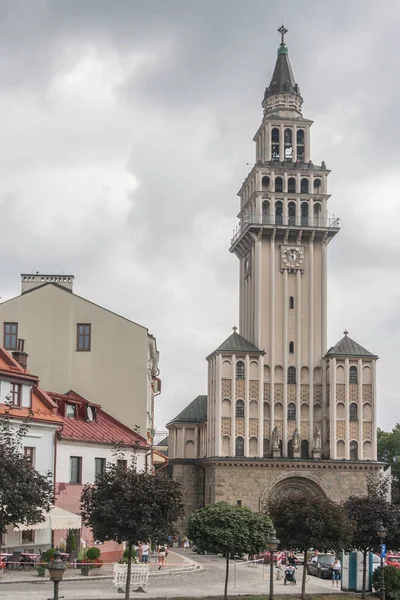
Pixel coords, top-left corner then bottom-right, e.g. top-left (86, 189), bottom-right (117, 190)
top-left (183, 539), bottom-right (190, 551)
top-left (140, 541), bottom-right (150, 564)
top-left (331, 557), bottom-right (341, 589)
top-left (158, 544), bottom-right (167, 570)
top-left (287, 551), bottom-right (296, 567)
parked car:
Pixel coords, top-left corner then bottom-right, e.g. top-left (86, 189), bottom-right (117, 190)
top-left (385, 553), bottom-right (400, 568)
top-left (307, 554), bottom-right (336, 578)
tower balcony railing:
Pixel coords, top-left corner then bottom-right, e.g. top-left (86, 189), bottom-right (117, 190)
top-left (230, 213), bottom-right (340, 245)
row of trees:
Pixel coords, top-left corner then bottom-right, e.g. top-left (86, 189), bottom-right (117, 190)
top-left (188, 475), bottom-right (400, 600)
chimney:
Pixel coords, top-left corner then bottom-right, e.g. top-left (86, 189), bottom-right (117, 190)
top-left (12, 339), bottom-right (28, 371)
top-left (21, 273), bottom-right (74, 294)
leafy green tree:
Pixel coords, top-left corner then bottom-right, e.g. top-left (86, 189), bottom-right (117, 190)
top-left (268, 493), bottom-right (351, 600)
top-left (0, 406), bottom-right (54, 552)
top-left (187, 501), bottom-right (273, 600)
top-left (378, 425), bottom-right (400, 502)
top-left (344, 475), bottom-right (400, 599)
top-left (81, 461), bottom-right (184, 599)
top-left (373, 566), bottom-right (400, 600)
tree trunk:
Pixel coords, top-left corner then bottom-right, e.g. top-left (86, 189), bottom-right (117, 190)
top-left (224, 554), bottom-right (230, 600)
top-left (125, 542), bottom-right (133, 600)
top-left (301, 549), bottom-right (308, 600)
top-left (361, 549), bottom-right (367, 600)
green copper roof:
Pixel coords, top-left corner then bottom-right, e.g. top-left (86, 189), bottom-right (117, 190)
top-left (167, 395), bottom-right (207, 426)
top-left (213, 330), bottom-right (263, 354)
top-left (326, 332), bottom-right (377, 358)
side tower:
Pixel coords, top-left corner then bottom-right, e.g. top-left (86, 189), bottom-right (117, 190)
top-left (230, 26), bottom-right (339, 458)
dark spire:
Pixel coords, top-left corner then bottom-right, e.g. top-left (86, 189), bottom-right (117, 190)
top-left (263, 26), bottom-right (301, 103)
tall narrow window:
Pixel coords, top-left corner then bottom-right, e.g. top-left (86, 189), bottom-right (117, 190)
top-left (289, 341), bottom-right (294, 354)
top-left (350, 441), bottom-right (358, 460)
top-left (288, 201), bottom-right (296, 225)
top-left (287, 367), bottom-right (296, 384)
top-left (289, 296), bottom-right (295, 309)
top-left (287, 402), bottom-right (296, 420)
top-left (301, 439), bottom-right (309, 459)
top-left (235, 436), bottom-right (244, 457)
top-left (349, 403), bottom-right (358, 421)
top-left (288, 177), bottom-right (296, 194)
top-left (274, 176), bottom-right (283, 193)
top-left (284, 128), bottom-right (293, 160)
top-left (69, 456), bottom-right (82, 484)
top-left (314, 178), bottom-right (322, 193)
top-left (297, 129), bottom-right (305, 161)
top-left (275, 200), bottom-right (283, 225)
top-left (235, 400), bottom-right (245, 418)
top-left (262, 175), bottom-right (270, 191)
top-left (349, 366), bottom-right (358, 384)
top-left (94, 458), bottom-right (106, 478)
top-left (271, 128), bottom-right (280, 161)
top-left (301, 202), bottom-right (309, 226)
top-left (24, 447), bottom-right (35, 467)
top-left (236, 361), bottom-right (245, 379)
top-left (300, 178), bottom-right (309, 194)
top-left (262, 201), bottom-right (270, 224)
top-left (263, 438), bottom-right (270, 458)
top-left (288, 439), bottom-right (293, 458)
top-left (3, 323), bottom-right (18, 350)
top-left (77, 324), bottom-right (91, 351)
top-left (10, 383), bottom-right (21, 406)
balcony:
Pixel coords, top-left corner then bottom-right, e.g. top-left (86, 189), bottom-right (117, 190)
top-left (230, 213), bottom-right (340, 246)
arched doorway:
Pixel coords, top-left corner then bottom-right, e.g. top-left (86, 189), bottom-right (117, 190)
top-left (260, 473), bottom-right (328, 509)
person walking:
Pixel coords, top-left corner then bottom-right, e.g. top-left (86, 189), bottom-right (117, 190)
top-left (158, 544), bottom-right (167, 570)
top-left (332, 557), bottom-right (341, 589)
top-left (140, 542), bottom-right (150, 564)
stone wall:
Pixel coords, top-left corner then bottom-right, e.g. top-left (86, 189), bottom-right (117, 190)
top-left (171, 462), bottom-right (201, 533)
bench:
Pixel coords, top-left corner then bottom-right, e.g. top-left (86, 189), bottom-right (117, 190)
top-left (113, 563), bottom-right (149, 593)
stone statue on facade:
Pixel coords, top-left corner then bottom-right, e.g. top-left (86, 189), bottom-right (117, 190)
top-left (293, 429), bottom-right (300, 452)
top-left (314, 426), bottom-right (322, 450)
top-left (272, 426), bottom-right (280, 450)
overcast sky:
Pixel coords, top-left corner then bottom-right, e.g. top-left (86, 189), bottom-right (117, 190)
top-left (0, 0), bottom-right (399, 433)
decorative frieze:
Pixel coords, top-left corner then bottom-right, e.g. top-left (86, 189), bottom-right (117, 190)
top-left (235, 418), bottom-right (245, 436)
top-left (363, 422), bottom-right (372, 441)
top-left (221, 379), bottom-right (232, 399)
top-left (221, 417), bottom-right (231, 437)
top-left (264, 383), bottom-right (270, 402)
top-left (349, 422), bottom-right (358, 440)
top-left (313, 385), bottom-right (322, 403)
top-left (274, 383), bottom-right (283, 402)
top-left (362, 384), bottom-right (372, 403)
top-left (288, 421), bottom-right (296, 438)
top-left (336, 421), bottom-right (345, 439)
top-left (301, 384), bottom-right (309, 403)
top-left (336, 384), bottom-right (345, 403)
top-left (300, 421), bottom-right (309, 439)
top-left (288, 384), bottom-right (296, 402)
top-left (263, 420), bottom-right (270, 437)
top-left (249, 380), bottom-right (259, 400)
top-left (249, 418), bottom-right (258, 437)
top-left (236, 380), bottom-right (245, 398)
top-left (349, 384), bottom-right (358, 403)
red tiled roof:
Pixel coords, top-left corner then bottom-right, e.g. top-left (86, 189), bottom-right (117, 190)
top-left (48, 390), bottom-right (149, 447)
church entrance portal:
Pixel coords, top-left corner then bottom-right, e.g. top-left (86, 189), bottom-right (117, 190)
top-left (260, 473), bottom-right (327, 510)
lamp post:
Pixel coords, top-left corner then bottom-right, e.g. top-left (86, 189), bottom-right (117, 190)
top-left (377, 522), bottom-right (387, 600)
top-left (47, 549), bottom-right (66, 600)
top-left (268, 527), bottom-right (280, 600)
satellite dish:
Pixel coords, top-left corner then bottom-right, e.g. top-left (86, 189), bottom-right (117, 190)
top-left (87, 406), bottom-right (94, 422)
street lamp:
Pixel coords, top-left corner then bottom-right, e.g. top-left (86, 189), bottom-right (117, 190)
top-left (268, 527), bottom-right (280, 600)
top-left (377, 522), bottom-right (387, 600)
top-left (47, 549), bottom-right (66, 600)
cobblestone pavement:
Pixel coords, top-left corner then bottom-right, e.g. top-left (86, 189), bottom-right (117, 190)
top-left (0, 550), bottom-right (344, 599)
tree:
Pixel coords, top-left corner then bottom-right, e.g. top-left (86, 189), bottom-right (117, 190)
top-left (0, 407), bottom-right (54, 551)
top-left (80, 460), bottom-right (184, 600)
top-left (187, 501), bottom-right (273, 600)
top-left (344, 474), bottom-right (400, 599)
top-left (268, 493), bottom-right (351, 600)
top-left (378, 425), bottom-right (400, 502)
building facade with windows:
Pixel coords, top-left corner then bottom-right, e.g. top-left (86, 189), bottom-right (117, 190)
top-left (0, 274), bottom-right (160, 446)
top-left (50, 390), bottom-right (149, 562)
top-left (167, 28), bottom-right (381, 529)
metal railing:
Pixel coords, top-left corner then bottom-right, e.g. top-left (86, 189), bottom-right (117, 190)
top-left (230, 213), bottom-right (340, 245)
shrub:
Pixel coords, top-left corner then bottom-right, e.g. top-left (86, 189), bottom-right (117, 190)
top-left (373, 566), bottom-right (400, 600)
top-left (36, 565), bottom-right (46, 577)
top-left (45, 548), bottom-right (57, 562)
top-left (86, 547), bottom-right (101, 560)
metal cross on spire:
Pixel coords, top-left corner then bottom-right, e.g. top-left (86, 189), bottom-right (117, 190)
top-left (278, 24), bottom-right (288, 46)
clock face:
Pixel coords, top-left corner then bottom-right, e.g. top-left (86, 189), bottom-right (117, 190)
top-left (281, 246), bottom-right (304, 268)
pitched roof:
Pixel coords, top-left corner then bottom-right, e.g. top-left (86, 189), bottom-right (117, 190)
top-left (167, 395), bottom-right (207, 426)
top-left (264, 43), bottom-right (301, 102)
top-left (326, 333), bottom-right (377, 359)
top-left (49, 390), bottom-right (149, 447)
top-left (208, 330), bottom-right (263, 357)
top-left (157, 436), bottom-right (168, 447)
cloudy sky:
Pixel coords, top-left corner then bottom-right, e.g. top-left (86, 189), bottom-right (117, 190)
top-left (0, 0), bottom-right (399, 432)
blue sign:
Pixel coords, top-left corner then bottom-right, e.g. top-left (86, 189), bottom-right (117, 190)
top-left (381, 544), bottom-right (387, 558)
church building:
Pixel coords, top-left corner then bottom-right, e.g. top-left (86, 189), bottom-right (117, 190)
top-left (167, 27), bottom-right (381, 527)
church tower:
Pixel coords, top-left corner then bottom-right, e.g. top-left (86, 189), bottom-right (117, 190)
top-left (167, 28), bottom-right (381, 524)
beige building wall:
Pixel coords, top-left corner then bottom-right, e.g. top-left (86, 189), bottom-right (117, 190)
top-left (0, 282), bottom-right (157, 438)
